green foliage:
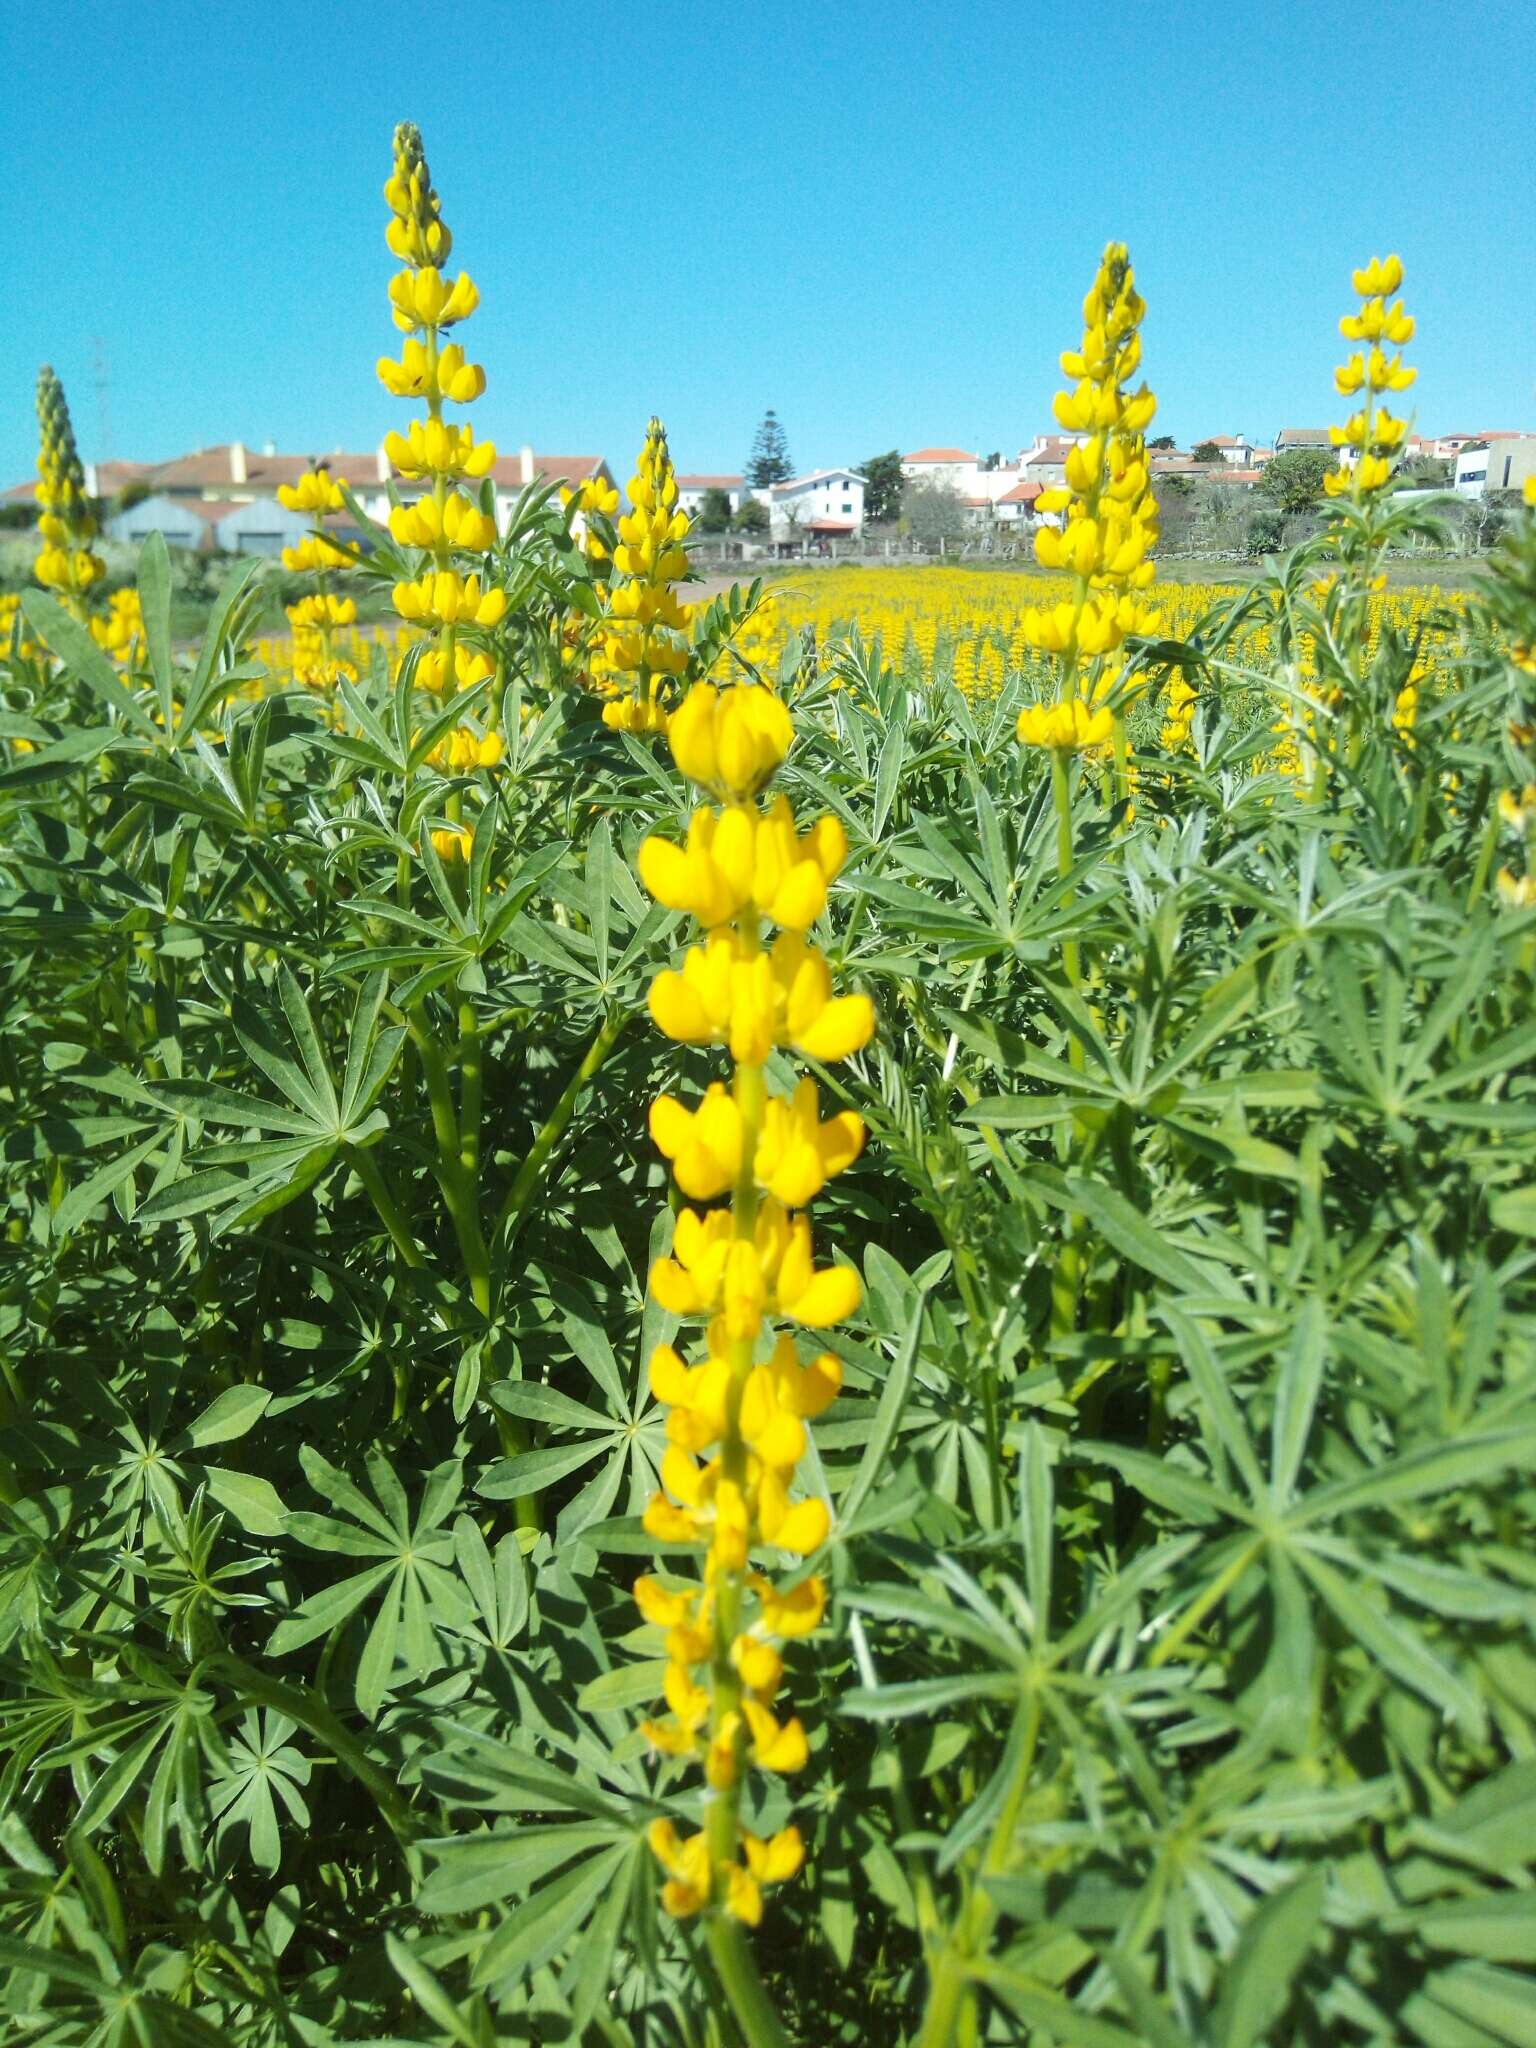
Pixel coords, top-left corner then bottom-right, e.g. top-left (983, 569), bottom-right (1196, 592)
top-left (903, 476), bottom-right (968, 544)
top-left (1, 502), bottom-right (1535, 2047)
top-left (696, 488), bottom-right (734, 535)
top-left (1262, 448), bottom-right (1335, 512)
top-left (861, 450), bottom-right (906, 526)
top-left (747, 410), bottom-right (793, 489)
top-left (733, 496), bottom-right (770, 535)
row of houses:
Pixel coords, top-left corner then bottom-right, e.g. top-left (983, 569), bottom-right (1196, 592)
top-left (8, 423), bottom-right (1532, 558)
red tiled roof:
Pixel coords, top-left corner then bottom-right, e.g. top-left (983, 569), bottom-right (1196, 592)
top-left (1203, 435), bottom-right (1245, 448)
top-left (1204, 468), bottom-right (1263, 484)
top-left (904, 447), bottom-right (976, 463)
top-left (997, 481), bottom-right (1042, 503)
top-left (677, 473), bottom-right (743, 488)
top-left (486, 454), bottom-right (605, 489)
top-left (148, 445), bottom-right (381, 490)
top-left (2, 479), bottom-right (38, 503)
top-left (807, 520), bottom-right (856, 533)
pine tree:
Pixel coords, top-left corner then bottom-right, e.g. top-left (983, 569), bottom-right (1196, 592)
top-left (746, 409), bottom-right (793, 487)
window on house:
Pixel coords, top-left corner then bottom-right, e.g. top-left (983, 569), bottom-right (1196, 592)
top-left (842, 503), bottom-right (852, 514)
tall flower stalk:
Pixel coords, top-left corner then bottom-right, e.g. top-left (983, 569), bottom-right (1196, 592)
top-left (379, 119), bottom-right (502, 776)
top-left (1017, 243), bottom-right (1159, 951)
top-left (278, 467), bottom-right (360, 700)
top-left (34, 368), bottom-right (104, 618)
top-left (593, 417), bottom-right (694, 734)
top-left (1319, 254), bottom-right (1417, 773)
top-left (632, 679), bottom-right (872, 2034)
top-left (1014, 245), bottom-right (1160, 1333)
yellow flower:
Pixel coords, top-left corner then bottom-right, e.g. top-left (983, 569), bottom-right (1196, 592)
top-left (287, 593), bottom-right (358, 630)
top-left (388, 265), bottom-right (481, 333)
top-left (638, 797), bottom-right (847, 933)
top-left (1499, 785), bottom-right (1536, 834)
top-left (388, 490), bottom-right (497, 553)
top-left (277, 468), bottom-right (349, 515)
top-left (634, 674), bottom-right (862, 1928)
top-left (384, 121), bottom-right (453, 269)
top-left (1496, 867), bottom-right (1536, 909)
top-left (34, 368), bottom-right (104, 604)
top-left (392, 570), bottom-right (507, 629)
top-left (588, 418), bottom-right (696, 725)
top-left (1017, 698), bottom-right (1115, 751)
top-left (416, 643), bottom-right (495, 694)
top-left (429, 824), bottom-right (473, 864)
top-left (648, 928), bottom-right (875, 1066)
top-left (649, 1077), bottom-right (863, 1206)
top-left (668, 682), bottom-right (794, 799)
top-left (377, 336), bottom-right (486, 403)
top-left (383, 418), bottom-right (497, 482)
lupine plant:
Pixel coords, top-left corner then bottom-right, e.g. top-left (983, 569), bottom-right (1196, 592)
top-left (2, 128), bottom-right (1536, 2048)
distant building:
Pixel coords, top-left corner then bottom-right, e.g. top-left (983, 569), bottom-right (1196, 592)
top-left (1274, 429), bottom-right (1335, 453)
top-left (74, 439), bottom-right (617, 553)
top-left (763, 469), bottom-right (866, 544)
top-left (1019, 436), bottom-right (1089, 488)
top-left (1200, 435), bottom-right (1259, 466)
top-left (902, 447), bottom-right (978, 486)
top-left (1455, 436), bottom-right (1536, 498)
top-left (675, 474), bottom-right (746, 518)
top-left (992, 480), bottom-right (1042, 525)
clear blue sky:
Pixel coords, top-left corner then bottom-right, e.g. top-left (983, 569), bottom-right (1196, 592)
top-left (4, 0), bottom-right (1533, 486)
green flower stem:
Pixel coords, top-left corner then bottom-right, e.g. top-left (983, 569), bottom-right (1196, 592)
top-left (348, 1145), bottom-right (425, 1270)
top-left (915, 1695), bottom-right (1042, 2048)
top-left (703, 1915), bottom-right (794, 2048)
top-left (495, 1006), bottom-right (628, 1256)
top-left (409, 1010), bottom-right (492, 1318)
top-left (1049, 750), bottom-right (1084, 1015)
top-left (1467, 806), bottom-right (1500, 912)
top-left (458, 1001), bottom-right (482, 1175)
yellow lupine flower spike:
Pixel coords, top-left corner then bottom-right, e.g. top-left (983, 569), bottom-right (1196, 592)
top-left (34, 368), bottom-right (105, 611)
top-left (1326, 255), bottom-right (1414, 501)
top-left (377, 122), bottom-right (504, 824)
top-left (634, 678), bottom-right (871, 1927)
top-left (591, 417), bottom-right (697, 729)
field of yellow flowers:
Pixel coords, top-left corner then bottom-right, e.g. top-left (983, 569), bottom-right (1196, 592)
top-left (5, 126), bottom-right (1536, 2048)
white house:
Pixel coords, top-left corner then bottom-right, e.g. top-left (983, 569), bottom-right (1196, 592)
top-left (901, 447), bottom-right (977, 488)
top-left (1455, 436), bottom-right (1536, 498)
top-left (1201, 435), bottom-right (1259, 466)
top-left (992, 481), bottom-right (1042, 525)
top-left (765, 469), bottom-right (865, 543)
top-left (903, 447), bottom-right (1032, 518)
top-left (675, 474), bottom-right (746, 518)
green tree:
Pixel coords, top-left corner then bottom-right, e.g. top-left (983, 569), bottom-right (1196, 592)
top-left (732, 496), bottom-right (769, 534)
top-left (903, 476), bottom-right (967, 544)
top-left (696, 487), bottom-right (734, 534)
top-left (1261, 446), bottom-right (1334, 512)
top-left (746, 409), bottom-right (792, 488)
top-left (1149, 433), bottom-right (1176, 450)
top-left (1192, 439), bottom-right (1223, 464)
top-left (860, 450), bottom-right (904, 525)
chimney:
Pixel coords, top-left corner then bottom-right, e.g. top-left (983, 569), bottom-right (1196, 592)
top-left (520, 443), bottom-right (534, 485)
top-left (262, 438), bottom-right (276, 457)
top-left (376, 444), bottom-right (390, 483)
top-left (230, 440), bottom-right (247, 484)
